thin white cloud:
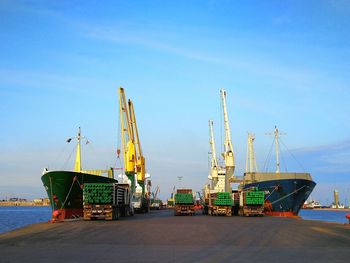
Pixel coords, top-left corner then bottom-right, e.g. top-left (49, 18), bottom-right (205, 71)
top-left (293, 140), bottom-right (350, 173)
top-left (81, 22), bottom-right (347, 96)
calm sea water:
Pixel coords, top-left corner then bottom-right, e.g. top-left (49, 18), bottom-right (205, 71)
top-left (299, 209), bottom-right (350, 224)
top-left (0, 207), bottom-right (349, 234)
top-left (0, 206), bottom-right (51, 234)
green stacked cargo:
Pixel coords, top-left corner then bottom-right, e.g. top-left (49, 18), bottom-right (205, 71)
top-left (175, 193), bottom-right (194, 204)
top-left (83, 183), bottom-right (114, 204)
top-left (245, 189), bottom-right (264, 206)
top-left (214, 192), bottom-right (233, 206)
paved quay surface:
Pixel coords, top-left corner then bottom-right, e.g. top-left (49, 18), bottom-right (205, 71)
top-left (1, 209), bottom-right (350, 263)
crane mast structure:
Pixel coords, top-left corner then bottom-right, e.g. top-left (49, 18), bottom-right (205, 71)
top-left (119, 87), bottom-right (147, 194)
top-left (246, 132), bottom-right (258, 173)
top-left (128, 99), bottom-right (146, 195)
top-left (220, 89), bottom-right (235, 192)
top-left (209, 120), bottom-right (219, 189)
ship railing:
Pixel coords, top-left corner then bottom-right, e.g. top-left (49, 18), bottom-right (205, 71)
top-left (81, 169), bottom-right (114, 178)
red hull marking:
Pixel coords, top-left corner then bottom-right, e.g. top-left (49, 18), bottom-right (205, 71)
top-left (52, 208), bottom-right (83, 222)
top-left (264, 211), bottom-right (300, 218)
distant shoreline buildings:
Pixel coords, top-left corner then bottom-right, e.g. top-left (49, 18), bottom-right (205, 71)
top-left (0, 198), bottom-right (50, 206)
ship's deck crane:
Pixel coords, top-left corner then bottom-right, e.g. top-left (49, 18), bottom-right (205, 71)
top-left (208, 120), bottom-right (219, 189)
top-left (220, 89), bottom-right (235, 192)
top-left (246, 132), bottom-right (258, 173)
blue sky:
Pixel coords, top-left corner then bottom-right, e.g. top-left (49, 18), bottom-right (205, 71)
top-left (0, 0), bottom-right (350, 204)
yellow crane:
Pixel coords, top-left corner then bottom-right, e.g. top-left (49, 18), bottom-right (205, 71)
top-left (118, 87), bottom-right (149, 212)
top-left (119, 87), bottom-right (136, 190)
top-left (128, 99), bottom-right (146, 183)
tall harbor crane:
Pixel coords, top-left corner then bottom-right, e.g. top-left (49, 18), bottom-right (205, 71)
top-left (119, 87), bottom-right (136, 190)
top-left (118, 87), bottom-right (149, 212)
top-left (129, 99), bottom-right (146, 193)
top-left (220, 89), bottom-right (235, 192)
top-left (208, 120), bottom-right (219, 189)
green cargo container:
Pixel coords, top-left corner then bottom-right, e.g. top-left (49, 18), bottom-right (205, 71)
top-left (83, 183), bottom-right (114, 204)
top-left (245, 189), bottom-right (264, 205)
top-left (217, 192), bottom-right (231, 199)
top-left (175, 193), bottom-right (193, 204)
top-left (214, 199), bottom-right (233, 206)
top-left (213, 192), bottom-right (233, 206)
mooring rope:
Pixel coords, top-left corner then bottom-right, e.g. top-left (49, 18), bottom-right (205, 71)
top-left (61, 176), bottom-right (78, 209)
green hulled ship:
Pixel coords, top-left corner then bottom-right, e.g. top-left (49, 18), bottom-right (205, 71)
top-left (41, 128), bottom-right (117, 220)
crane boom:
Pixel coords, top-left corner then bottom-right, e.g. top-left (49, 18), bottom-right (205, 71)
top-left (209, 120), bottom-right (218, 188)
top-left (220, 89), bottom-right (235, 192)
top-left (154, 186), bottom-right (160, 199)
top-left (129, 99), bottom-right (146, 182)
top-left (221, 89), bottom-right (234, 154)
top-left (209, 120), bottom-right (218, 168)
top-left (119, 87), bottom-right (136, 174)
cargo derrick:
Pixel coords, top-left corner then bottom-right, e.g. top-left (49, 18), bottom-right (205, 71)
top-left (118, 87), bottom-right (149, 213)
top-left (246, 133), bottom-right (258, 173)
top-left (208, 120), bottom-right (219, 189)
top-left (220, 89), bottom-right (235, 192)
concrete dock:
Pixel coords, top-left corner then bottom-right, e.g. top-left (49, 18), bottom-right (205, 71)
top-left (1, 209), bottom-right (349, 263)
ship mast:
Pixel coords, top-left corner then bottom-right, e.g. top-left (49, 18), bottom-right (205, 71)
top-left (220, 89), bottom-right (235, 192)
top-left (266, 126), bottom-right (286, 173)
top-left (246, 132), bottom-right (258, 173)
top-left (209, 120), bottom-right (218, 189)
top-left (66, 127), bottom-right (86, 172)
top-left (274, 127), bottom-right (280, 173)
top-left (74, 127), bottom-right (82, 172)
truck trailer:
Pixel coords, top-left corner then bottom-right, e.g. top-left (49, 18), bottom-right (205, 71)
top-left (83, 183), bottom-right (133, 220)
top-left (174, 189), bottom-right (195, 216)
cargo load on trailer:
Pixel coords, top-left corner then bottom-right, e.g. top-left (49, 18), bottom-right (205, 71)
top-left (239, 187), bottom-right (264, 216)
top-left (83, 183), bottom-right (133, 220)
top-left (174, 189), bottom-right (195, 216)
top-left (207, 191), bottom-right (233, 216)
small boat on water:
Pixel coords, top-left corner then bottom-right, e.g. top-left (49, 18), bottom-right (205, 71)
top-left (303, 200), bottom-right (322, 209)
